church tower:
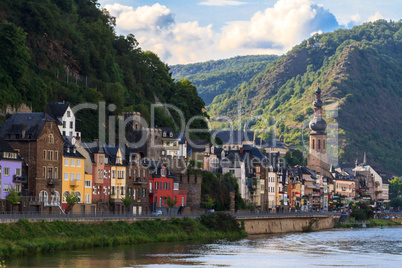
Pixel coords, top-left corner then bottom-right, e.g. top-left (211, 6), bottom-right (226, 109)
top-left (307, 86), bottom-right (329, 171)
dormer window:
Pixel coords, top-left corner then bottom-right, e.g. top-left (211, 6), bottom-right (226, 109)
top-left (169, 132), bottom-right (173, 137)
top-left (161, 169), bottom-right (166, 177)
top-left (163, 132), bottom-right (166, 137)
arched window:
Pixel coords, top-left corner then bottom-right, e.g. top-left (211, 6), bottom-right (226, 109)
top-left (312, 139), bottom-right (315, 149)
top-left (53, 191), bottom-right (60, 205)
top-left (74, 192), bottom-right (81, 203)
top-left (63, 191), bottom-right (70, 203)
top-left (323, 140), bottom-right (326, 150)
top-left (39, 190), bottom-right (48, 203)
top-left (318, 139), bottom-right (321, 150)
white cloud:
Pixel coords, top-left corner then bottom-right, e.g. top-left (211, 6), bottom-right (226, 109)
top-left (199, 0), bottom-right (247, 6)
top-left (104, 3), bottom-right (174, 32)
top-left (104, 0), bottom-right (339, 64)
top-left (219, 0), bottom-right (339, 52)
top-left (368, 11), bottom-right (384, 22)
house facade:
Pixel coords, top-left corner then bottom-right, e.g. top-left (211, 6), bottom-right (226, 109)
top-left (0, 113), bottom-right (64, 213)
top-left (0, 139), bottom-right (23, 199)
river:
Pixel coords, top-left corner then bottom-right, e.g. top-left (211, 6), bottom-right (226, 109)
top-left (7, 227), bottom-right (402, 267)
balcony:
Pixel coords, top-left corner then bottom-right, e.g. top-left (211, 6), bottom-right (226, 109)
top-left (70, 180), bottom-right (77, 186)
top-left (47, 178), bottom-right (61, 186)
top-left (133, 177), bottom-right (147, 184)
top-left (13, 175), bottom-right (27, 183)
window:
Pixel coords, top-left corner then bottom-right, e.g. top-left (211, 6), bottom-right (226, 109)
top-left (55, 151), bottom-right (58, 161)
top-left (77, 159), bottom-right (81, 167)
top-left (77, 173), bottom-right (81, 181)
top-left (62, 191), bottom-right (70, 203)
top-left (149, 182), bottom-right (153, 192)
top-left (155, 182), bottom-right (159, 190)
top-left (318, 139), bottom-right (321, 150)
top-left (70, 173), bottom-right (75, 181)
top-left (3, 184), bottom-right (10, 193)
top-left (169, 132), bottom-right (173, 137)
top-left (43, 167), bottom-right (46, 179)
top-left (71, 159), bottom-right (75, 167)
top-left (163, 132), bottom-right (166, 137)
top-left (112, 170), bottom-right (116, 179)
top-left (85, 180), bottom-right (91, 187)
top-left (161, 169), bottom-right (166, 177)
top-left (111, 186), bottom-right (116, 195)
top-left (143, 170), bottom-right (145, 177)
top-left (323, 140), bottom-right (326, 150)
top-left (39, 190), bottom-right (48, 203)
top-left (142, 188), bottom-right (146, 197)
top-left (99, 156), bottom-right (104, 164)
top-left (15, 168), bottom-right (21, 176)
top-left (54, 168), bottom-right (58, 179)
top-left (70, 121), bottom-right (73, 128)
top-left (64, 172), bottom-right (69, 181)
top-left (159, 196), bottom-right (162, 206)
top-left (93, 186), bottom-right (98, 195)
top-left (173, 183), bottom-right (179, 190)
top-left (63, 121), bottom-right (66, 128)
top-left (120, 186), bottom-right (124, 195)
top-left (48, 134), bottom-right (54, 144)
top-left (15, 184), bottom-right (20, 192)
top-left (85, 194), bottom-right (90, 204)
top-left (43, 150), bottom-right (47, 160)
top-left (67, 111), bottom-right (71, 117)
top-left (64, 158), bottom-right (69, 166)
top-left (3, 167), bottom-right (10, 176)
top-left (312, 139), bottom-right (315, 150)
top-left (48, 150), bottom-right (53, 161)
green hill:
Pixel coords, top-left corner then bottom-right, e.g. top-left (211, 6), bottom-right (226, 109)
top-left (170, 55), bottom-right (278, 105)
top-left (0, 0), bottom-right (207, 140)
top-left (208, 20), bottom-right (402, 174)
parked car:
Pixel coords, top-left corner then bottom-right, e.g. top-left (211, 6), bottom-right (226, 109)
top-left (152, 210), bottom-right (163, 216)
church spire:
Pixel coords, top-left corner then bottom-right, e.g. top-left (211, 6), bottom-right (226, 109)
top-left (309, 85), bottom-right (327, 133)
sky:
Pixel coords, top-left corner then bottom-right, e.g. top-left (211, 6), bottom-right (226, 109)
top-left (98, 0), bottom-right (402, 65)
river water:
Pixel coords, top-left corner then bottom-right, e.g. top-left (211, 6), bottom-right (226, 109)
top-left (7, 227), bottom-right (402, 267)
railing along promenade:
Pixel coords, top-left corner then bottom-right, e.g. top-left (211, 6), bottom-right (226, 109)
top-left (0, 211), bottom-right (341, 223)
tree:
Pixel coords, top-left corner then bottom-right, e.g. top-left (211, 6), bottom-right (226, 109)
top-left (121, 196), bottom-right (133, 213)
top-left (202, 195), bottom-right (215, 210)
top-left (389, 177), bottom-right (402, 199)
top-left (65, 192), bottom-right (78, 214)
top-left (6, 186), bottom-right (21, 212)
top-left (166, 196), bottom-right (178, 215)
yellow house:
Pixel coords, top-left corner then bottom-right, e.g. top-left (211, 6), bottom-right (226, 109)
top-left (105, 146), bottom-right (126, 213)
top-left (84, 173), bottom-right (93, 207)
top-left (62, 144), bottom-right (86, 213)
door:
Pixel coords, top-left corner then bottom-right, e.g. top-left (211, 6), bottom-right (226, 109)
top-left (133, 206), bottom-right (137, 215)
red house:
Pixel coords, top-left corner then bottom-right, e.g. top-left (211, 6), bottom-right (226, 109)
top-left (147, 162), bottom-right (187, 212)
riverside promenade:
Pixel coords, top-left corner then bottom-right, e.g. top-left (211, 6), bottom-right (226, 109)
top-left (0, 211), bottom-right (341, 234)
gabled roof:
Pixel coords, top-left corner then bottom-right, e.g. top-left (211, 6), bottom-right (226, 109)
top-left (46, 102), bottom-right (70, 124)
top-left (104, 145), bottom-right (124, 165)
top-left (0, 138), bottom-right (23, 161)
top-left (63, 137), bottom-right (85, 159)
top-left (0, 113), bottom-right (55, 140)
top-left (212, 130), bottom-right (255, 145)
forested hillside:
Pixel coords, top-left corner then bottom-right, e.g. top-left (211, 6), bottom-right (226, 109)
top-left (170, 55), bottom-right (278, 105)
top-left (0, 0), bottom-right (206, 140)
top-left (208, 20), bottom-right (402, 174)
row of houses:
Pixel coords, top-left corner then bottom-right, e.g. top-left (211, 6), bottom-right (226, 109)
top-left (0, 103), bottom-right (194, 214)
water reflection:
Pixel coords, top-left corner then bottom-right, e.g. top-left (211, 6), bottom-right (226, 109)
top-left (8, 228), bottom-right (402, 268)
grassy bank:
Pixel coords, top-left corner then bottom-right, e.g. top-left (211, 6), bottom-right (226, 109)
top-left (0, 213), bottom-right (247, 260)
top-left (335, 219), bottom-right (401, 228)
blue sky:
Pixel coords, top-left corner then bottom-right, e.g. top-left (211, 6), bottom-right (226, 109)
top-left (99, 0), bottom-right (401, 65)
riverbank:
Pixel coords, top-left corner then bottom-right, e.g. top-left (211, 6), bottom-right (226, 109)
top-left (334, 218), bottom-right (401, 228)
top-left (0, 213), bottom-right (247, 260)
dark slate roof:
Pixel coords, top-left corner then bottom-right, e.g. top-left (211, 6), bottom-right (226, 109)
top-left (212, 130), bottom-right (255, 145)
top-left (124, 129), bottom-right (148, 156)
top-left (188, 139), bottom-right (208, 152)
top-left (63, 138), bottom-right (85, 159)
top-left (104, 145), bottom-right (125, 166)
top-left (0, 138), bottom-right (15, 153)
top-left (176, 132), bottom-right (186, 144)
top-left (160, 127), bottom-right (177, 139)
top-left (0, 113), bottom-right (55, 140)
top-left (82, 141), bottom-right (106, 163)
top-left (46, 102), bottom-right (70, 124)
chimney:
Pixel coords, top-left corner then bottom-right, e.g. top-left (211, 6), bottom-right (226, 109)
top-left (22, 124), bottom-right (26, 139)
